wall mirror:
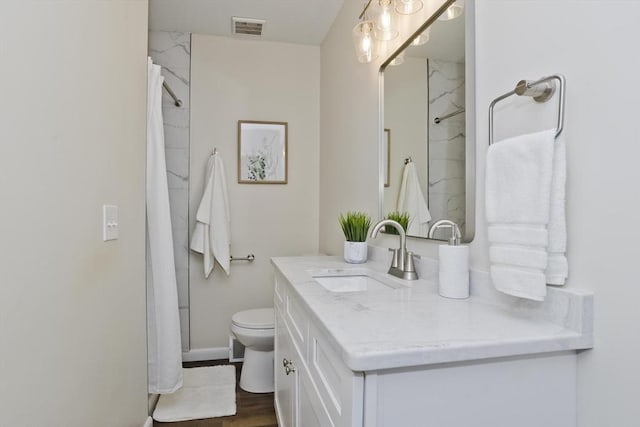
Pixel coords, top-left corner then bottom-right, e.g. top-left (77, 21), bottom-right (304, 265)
top-left (379, 0), bottom-right (475, 242)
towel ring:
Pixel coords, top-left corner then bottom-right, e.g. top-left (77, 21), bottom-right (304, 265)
top-left (489, 74), bottom-right (566, 145)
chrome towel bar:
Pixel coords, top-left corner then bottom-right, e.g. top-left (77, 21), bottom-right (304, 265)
top-left (489, 74), bottom-right (566, 145)
top-left (230, 254), bottom-right (255, 262)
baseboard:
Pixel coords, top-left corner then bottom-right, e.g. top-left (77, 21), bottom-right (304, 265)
top-left (182, 347), bottom-right (229, 362)
top-left (143, 416), bottom-right (153, 427)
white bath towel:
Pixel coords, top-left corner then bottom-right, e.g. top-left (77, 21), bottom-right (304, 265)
top-left (397, 161), bottom-right (432, 237)
top-left (486, 128), bottom-right (567, 301)
top-left (191, 153), bottom-right (231, 277)
top-left (546, 134), bottom-right (568, 285)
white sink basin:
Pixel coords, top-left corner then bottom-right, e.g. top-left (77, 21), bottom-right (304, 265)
top-left (308, 268), bottom-right (407, 292)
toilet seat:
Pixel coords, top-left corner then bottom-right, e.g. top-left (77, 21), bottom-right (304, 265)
top-left (232, 308), bottom-right (274, 329)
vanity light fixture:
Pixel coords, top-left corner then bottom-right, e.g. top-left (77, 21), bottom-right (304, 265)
top-left (373, 0), bottom-right (399, 41)
top-left (353, 0), bottom-right (379, 63)
top-left (352, 19), bottom-right (377, 63)
top-left (352, 0), bottom-right (425, 64)
top-left (411, 27), bottom-right (430, 46)
top-left (438, 0), bottom-right (464, 20)
top-left (394, 0), bottom-right (423, 15)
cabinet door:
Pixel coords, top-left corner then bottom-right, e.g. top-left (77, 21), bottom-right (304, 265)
top-left (308, 324), bottom-right (364, 427)
top-left (275, 311), bottom-right (298, 427)
top-left (299, 362), bottom-right (334, 427)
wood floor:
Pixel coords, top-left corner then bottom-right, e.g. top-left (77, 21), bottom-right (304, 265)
top-left (154, 360), bottom-right (278, 427)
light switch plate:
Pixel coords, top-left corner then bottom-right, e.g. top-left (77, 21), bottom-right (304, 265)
top-left (103, 205), bottom-right (118, 241)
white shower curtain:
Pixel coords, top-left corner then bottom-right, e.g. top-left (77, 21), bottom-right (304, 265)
top-left (146, 57), bottom-right (183, 394)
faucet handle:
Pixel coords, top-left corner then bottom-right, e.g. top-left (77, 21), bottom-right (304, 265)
top-left (405, 251), bottom-right (417, 274)
top-left (388, 248), bottom-right (399, 269)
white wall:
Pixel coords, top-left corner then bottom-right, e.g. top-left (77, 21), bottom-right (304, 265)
top-left (474, 2), bottom-right (640, 425)
top-left (322, 0), bottom-right (640, 424)
top-left (0, 1), bottom-right (149, 426)
top-left (189, 35), bottom-right (320, 350)
top-left (320, 0), bottom-right (379, 253)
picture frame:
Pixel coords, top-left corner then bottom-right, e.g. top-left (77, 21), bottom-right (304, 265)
top-left (384, 128), bottom-right (390, 188)
top-left (237, 120), bottom-right (288, 184)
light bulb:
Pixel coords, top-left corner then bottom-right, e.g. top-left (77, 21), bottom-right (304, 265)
top-left (374, 0), bottom-right (398, 41)
top-left (352, 20), bottom-right (378, 63)
top-left (362, 33), bottom-right (371, 53)
top-left (381, 9), bottom-right (391, 29)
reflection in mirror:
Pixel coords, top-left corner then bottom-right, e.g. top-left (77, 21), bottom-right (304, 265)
top-left (381, 0), bottom-right (473, 242)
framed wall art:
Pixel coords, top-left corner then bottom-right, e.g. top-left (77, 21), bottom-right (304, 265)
top-left (238, 120), bottom-right (288, 184)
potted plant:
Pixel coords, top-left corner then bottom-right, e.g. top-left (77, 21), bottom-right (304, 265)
top-left (384, 211), bottom-right (410, 235)
top-left (338, 211), bottom-right (371, 264)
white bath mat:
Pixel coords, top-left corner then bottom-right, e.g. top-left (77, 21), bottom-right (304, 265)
top-left (153, 365), bottom-right (237, 422)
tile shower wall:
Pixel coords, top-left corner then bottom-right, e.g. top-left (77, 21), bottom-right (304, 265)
top-left (149, 31), bottom-right (191, 351)
top-left (428, 59), bottom-right (465, 233)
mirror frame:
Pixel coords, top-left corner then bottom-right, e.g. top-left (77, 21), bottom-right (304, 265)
top-left (378, 0), bottom-right (475, 243)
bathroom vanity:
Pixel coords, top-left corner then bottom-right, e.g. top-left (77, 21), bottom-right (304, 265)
top-left (272, 256), bottom-right (592, 427)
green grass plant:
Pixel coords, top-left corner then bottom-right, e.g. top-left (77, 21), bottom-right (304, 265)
top-left (384, 211), bottom-right (410, 235)
top-left (338, 211), bottom-right (371, 242)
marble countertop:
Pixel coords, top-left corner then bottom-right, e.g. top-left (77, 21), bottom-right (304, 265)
top-left (271, 255), bottom-right (593, 372)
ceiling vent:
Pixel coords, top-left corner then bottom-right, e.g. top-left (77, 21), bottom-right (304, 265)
top-left (231, 17), bottom-right (266, 37)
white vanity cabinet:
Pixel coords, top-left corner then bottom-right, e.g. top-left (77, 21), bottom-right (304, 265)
top-left (272, 257), bottom-right (593, 427)
top-left (274, 272), bottom-right (364, 427)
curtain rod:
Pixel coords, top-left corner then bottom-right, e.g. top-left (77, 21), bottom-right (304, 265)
top-left (434, 108), bottom-right (465, 124)
top-left (162, 81), bottom-right (183, 107)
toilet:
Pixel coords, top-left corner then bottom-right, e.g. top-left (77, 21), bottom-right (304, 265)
top-left (231, 307), bottom-right (275, 393)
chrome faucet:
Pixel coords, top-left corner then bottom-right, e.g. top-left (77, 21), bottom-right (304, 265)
top-left (370, 219), bottom-right (418, 280)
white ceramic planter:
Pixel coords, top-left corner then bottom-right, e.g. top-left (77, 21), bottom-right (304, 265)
top-left (344, 241), bottom-right (368, 264)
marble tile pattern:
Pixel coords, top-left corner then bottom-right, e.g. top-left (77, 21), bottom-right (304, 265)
top-left (428, 59), bottom-right (466, 237)
top-left (149, 31), bottom-right (191, 351)
top-left (271, 253), bottom-right (593, 372)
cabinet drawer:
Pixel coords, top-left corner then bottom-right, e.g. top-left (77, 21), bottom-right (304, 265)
top-left (308, 324), bottom-right (363, 427)
top-left (285, 293), bottom-right (308, 359)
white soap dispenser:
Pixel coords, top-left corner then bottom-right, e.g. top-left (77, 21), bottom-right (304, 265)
top-left (428, 220), bottom-right (469, 299)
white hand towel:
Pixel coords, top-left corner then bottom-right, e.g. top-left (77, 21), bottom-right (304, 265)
top-left (191, 153), bottom-right (231, 277)
top-left (486, 128), bottom-right (561, 301)
top-left (397, 161), bottom-right (432, 237)
top-left (546, 134), bottom-right (568, 285)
